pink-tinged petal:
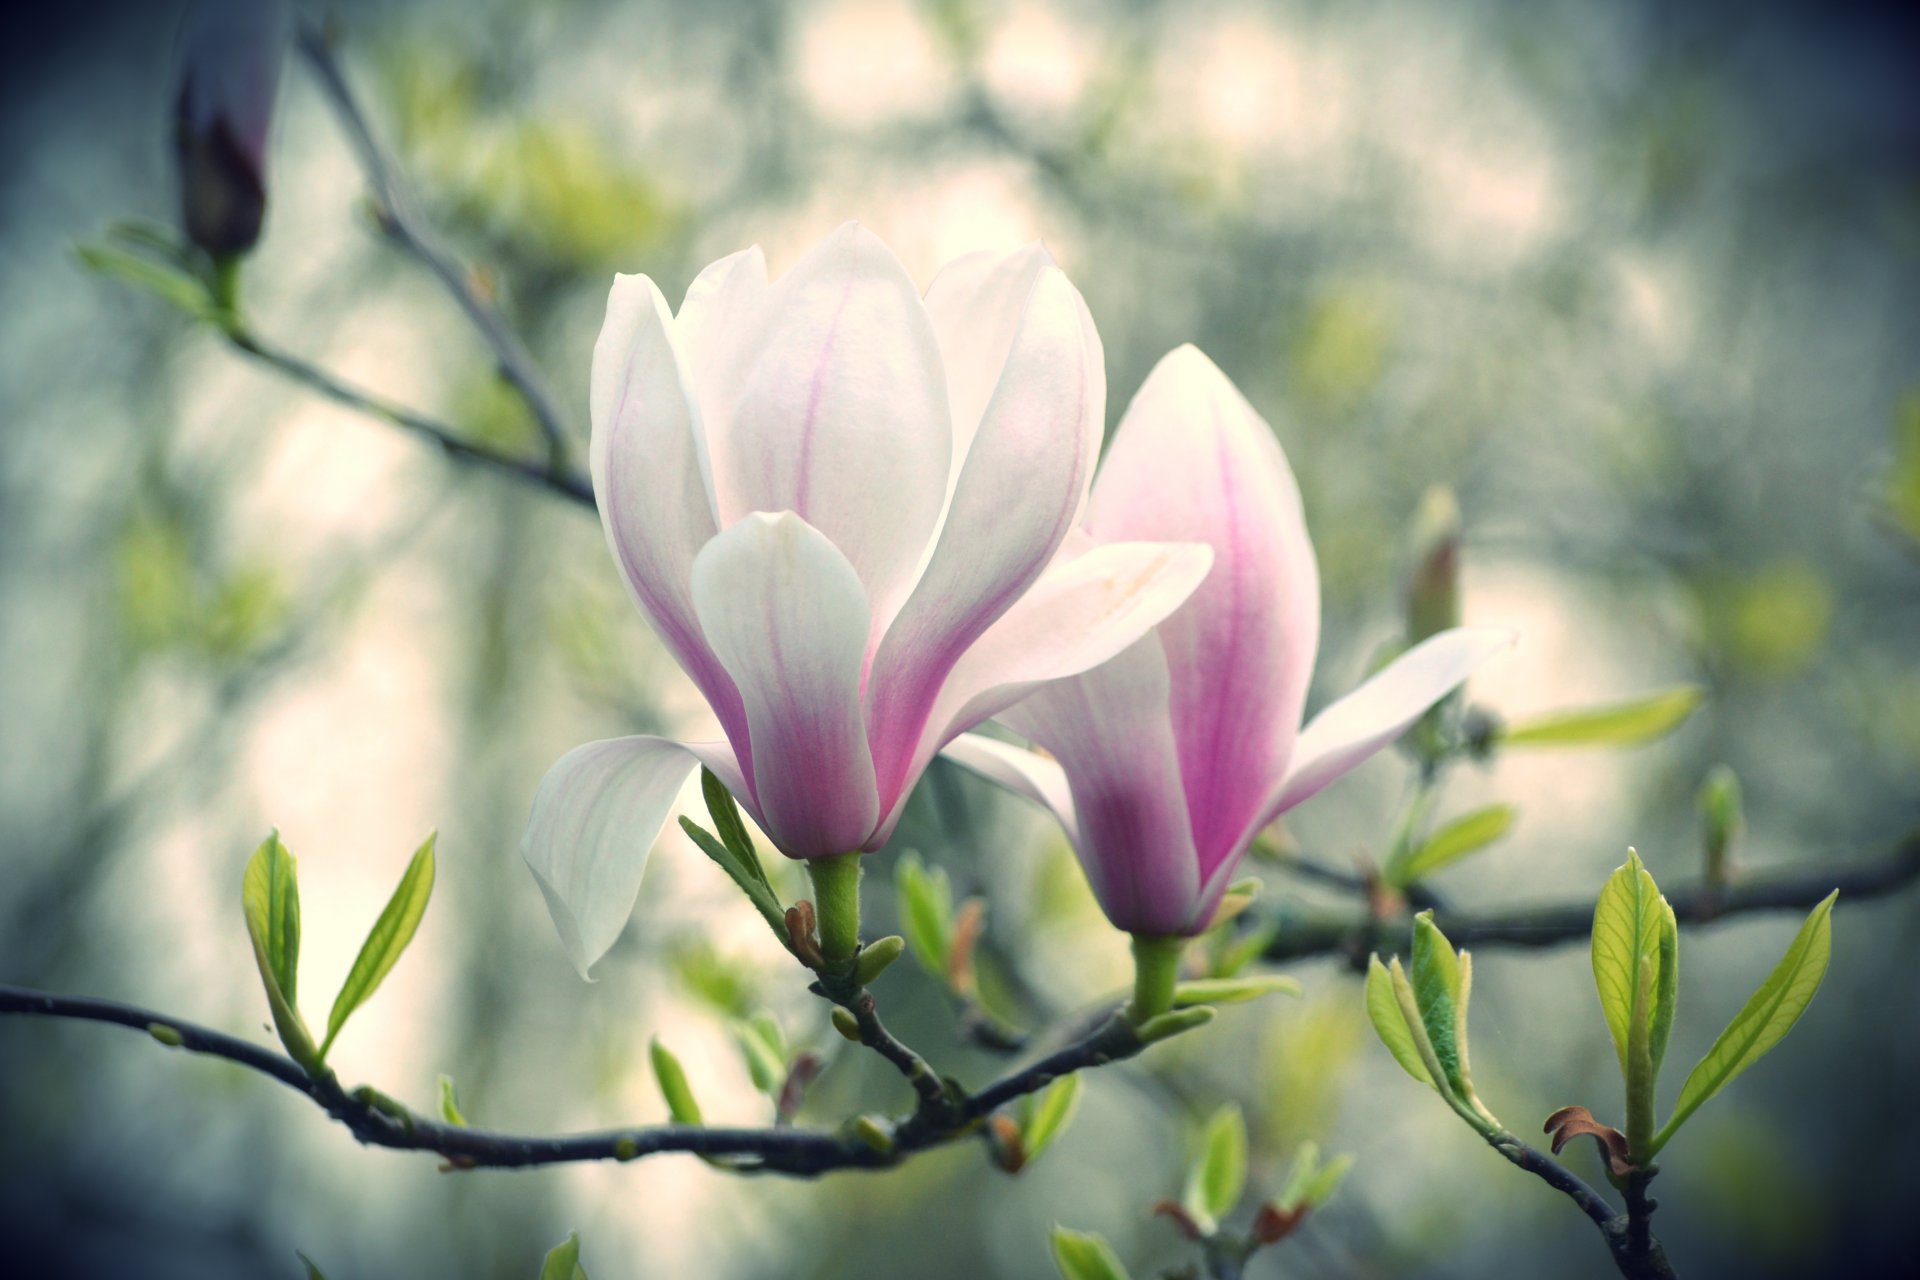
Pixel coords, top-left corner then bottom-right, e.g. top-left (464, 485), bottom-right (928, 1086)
top-left (522, 736), bottom-right (702, 978)
top-left (690, 512), bottom-right (880, 857)
top-left (865, 265), bottom-right (1102, 813)
top-left (715, 223), bottom-right (952, 634)
top-left (1261, 627), bottom-right (1517, 823)
top-left (672, 246), bottom-right (772, 511)
top-left (591, 274), bottom-right (753, 766)
top-left (1088, 344), bottom-right (1320, 877)
top-left (867, 538), bottom-right (1212, 845)
top-left (940, 733), bottom-right (1079, 848)
top-left (923, 244), bottom-right (1104, 488)
top-left (996, 638), bottom-right (1205, 935)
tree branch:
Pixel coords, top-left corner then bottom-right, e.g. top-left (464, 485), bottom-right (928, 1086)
top-left (1262, 828), bottom-right (1920, 966)
top-left (0, 983), bottom-right (1153, 1177)
top-left (295, 22), bottom-right (572, 470)
top-left (1485, 1133), bottom-right (1678, 1280)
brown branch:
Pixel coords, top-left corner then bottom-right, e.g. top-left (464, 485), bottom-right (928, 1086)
top-left (295, 21), bottom-right (572, 469)
top-left (1486, 1133), bottom-right (1678, 1280)
top-left (1263, 828), bottom-right (1920, 967)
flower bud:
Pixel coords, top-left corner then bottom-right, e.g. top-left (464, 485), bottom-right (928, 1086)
top-left (172, 0), bottom-right (289, 258)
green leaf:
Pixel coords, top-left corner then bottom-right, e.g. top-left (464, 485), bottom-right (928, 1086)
top-left (1365, 955), bottom-right (1432, 1088)
top-left (243, 832), bottom-right (302, 1006)
top-left (438, 1074), bottom-right (467, 1126)
top-left (1274, 1139), bottom-right (1322, 1212)
top-left (1171, 974), bottom-right (1302, 1006)
top-left (320, 833), bottom-right (436, 1059)
top-left (1499, 684), bottom-right (1704, 749)
top-left (296, 1250), bottom-right (327, 1280)
top-left (895, 851), bottom-right (953, 978)
top-left (1653, 892), bottom-right (1837, 1155)
top-left (733, 1016), bottom-right (787, 1095)
top-left (1391, 804), bottom-right (1516, 885)
top-left (1299, 1153), bottom-right (1355, 1208)
top-left (1183, 1103), bottom-right (1248, 1232)
top-left (538, 1232), bottom-right (589, 1280)
top-left (1020, 1074), bottom-right (1082, 1166)
top-left (678, 817), bottom-right (787, 941)
top-left (1591, 850), bottom-right (1676, 1080)
top-left (1050, 1227), bottom-right (1131, 1280)
top-left (1410, 912), bottom-right (1465, 1092)
top-left (651, 1037), bottom-right (702, 1125)
top-left (701, 768), bottom-right (771, 892)
top-left (74, 241), bottom-right (219, 322)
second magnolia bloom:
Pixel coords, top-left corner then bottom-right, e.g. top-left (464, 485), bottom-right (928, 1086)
top-left (524, 224), bottom-right (1211, 974)
top-left (947, 346), bottom-right (1514, 936)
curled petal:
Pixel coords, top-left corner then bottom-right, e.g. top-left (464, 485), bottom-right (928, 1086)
top-left (940, 733), bottom-right (1079, 848)
top-left (691, 512), bottom-right (880, 857)
top-left (1261, 627), bottom-right (1517, 825)
top-left (866, 265), bottom-right (1104, 812)
top-left (591, 274), bottom-right (750, 759)
top-left (522, 736), bottom-right (702, 978)
top-left (715, 223), bottom-right (952, 633)
top-left (1089, 345), bottom-right (1320, 874)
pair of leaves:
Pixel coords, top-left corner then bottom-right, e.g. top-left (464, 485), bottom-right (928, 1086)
top-left (1272, 1140), bottom-right (1354, 1216)
top-left (1497, 684), bottom-right (1704, 750)
top-left (242, 831), bottom-right (437, 1069)
top-left (679, 770), bottom-right (786, 944)
top-left (1364, 915), bottom-right (1495, 1134)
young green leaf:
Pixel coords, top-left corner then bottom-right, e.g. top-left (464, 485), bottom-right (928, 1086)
top-left (700, 768), bottom-right (771, 892)
top-left (1410, 913), bottom-right (1465, 1092)
top-left (1172, 975), bottom-right (1303, 1007)
top-left (1591, 851), bottom-right (1676, 1080)
top-left (1298, 1153), bottom-right (1355, 1208)
top-left (1050, 1227), bottom-right (1132, 1280)
top-left (242, 831), bottom-right (302, 1007)
top-left (733, 1016), bottom-right (787, 1095)
top-left (438, 1074), bottom-right (467, 1126)
top-left (895, 852), bottom-right (954, 978)
top-left (1391, 804), bottom-right (1516, 885)
top-left (1183, 1103), bottom-right (1248, 1232)
top-left (1652, 892), bottom-right (1837, 1155)
top-left (538, 1232), bottom-right (590, 1280)
top-left (74, 242), bottom-right (220, 323)
top-left (1499, 684), bottom-right (1705, 749)
top-left (1021, 1074), bottom-right (1083, 1166)
top-left (1274, 1140), bottom-right (1356, 1212)
top-left (651, 1037), bottom-right (703, 1125)
top-left (1365, 955), bottom-right (1433, 1088)
top-left (678, 817), bottom-right (787, 941)
top-left (320, 833), bottom-right (437, 1059)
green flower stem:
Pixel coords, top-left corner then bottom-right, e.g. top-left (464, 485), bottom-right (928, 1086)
top-left (1127, 934), bottom-right (1187, 1025)
top-left (808, 853), bottom-right (863, 968)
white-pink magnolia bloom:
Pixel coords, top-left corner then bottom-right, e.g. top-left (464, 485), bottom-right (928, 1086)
top-left (946, 346), bottom-right (1514, 936)
top-left (524, 225), bottom-right (1212, 974)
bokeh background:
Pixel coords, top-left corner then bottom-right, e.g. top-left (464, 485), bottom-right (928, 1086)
top-left (3, 0), bottom-right (1918, 1276)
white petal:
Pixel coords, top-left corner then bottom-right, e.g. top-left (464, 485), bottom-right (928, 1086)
top-left (690, 512), bottom-right (880, 856)
top-left (673, 246), bottom-right (772, 512)
top-left (865, 265), bottom-right (1102, 811)
top-left (940, 733), bottom-right (1078, 847)
top-left (715, 223), bottom-right (952, 633)
top-left (590, 275), bottom-right (750, 751)
top-left (1262, 628), bottom-right (1517, 821)
top-left (1088, 344), bottom-right (1321, 868)
top-left (868, 538), bottom-right (1211, 843)
top-left (522, 736), bottom-right (701, 978)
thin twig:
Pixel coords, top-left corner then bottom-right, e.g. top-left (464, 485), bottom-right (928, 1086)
top-left (295, 22), bottom-right (572, 469)
top-left (0, 983), bottom-right (1152, 1177)
top-left (1263, 828), bottom-right (1920, 967)
top-left (1486, 1133), bottom-right (1678, 1280)
top-left (226, 327), bottom-right (594, 507)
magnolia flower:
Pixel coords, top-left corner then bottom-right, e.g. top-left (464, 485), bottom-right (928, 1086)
top-left (173, 0), bottom-right (289, 257)
top-left (525, 225), bottom-right (1212, 974)
top-left (946, 346), bottom-right (1514, 937)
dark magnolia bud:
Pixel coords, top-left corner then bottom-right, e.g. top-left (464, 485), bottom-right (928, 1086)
top-left (173, 0), bottom-right (289, 257)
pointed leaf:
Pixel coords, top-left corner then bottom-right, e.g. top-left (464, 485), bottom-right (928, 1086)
top-left (1366, 955), bottom-right (1433, 1088)
top-left (1391, 804), bottom-right (1516, 885)
top-left (733, 1017), bottom-right (787, 1095)
top-left (678, 817), bottom-right (787, 941)
top-left (538, 1233), bottom-right (589, 1280)
top-left (1183, 1103), bottom-right (1248, 1231)
top-left (1050, 1227), bottom-right (1131, 1280)
top-left (895, 852), bottom-right (953, 978)
top-left (1591, 850), bottom-right (1675, 1080)
top-left (438, 1074), bottom-right (467, 1126)
top-left (321, 833), bottom-right (436, 1058)
top-left (1299, 1153), bottom-right (1355, 1208)
top-left (1020, 1074), bottom-right (1083, 1166)
top-left (701, 768), bottom-right (771, 892)
top-left (1172, 975), bottom-right (1302, 1006)
top-left (75, 242), bottom-right (219, 322)
top-left (243, 831), bottom-right (302, 1006)
top-left (296, 1251), bottom-right (327, 1280)
top-left (651, 1037), bottom-right (703, 1125)
top-left (1274, 1140), bottom-right (1322, 1213)
top-left (1654, 892), bottom-right (1837, 1154)
top-left (1499, 684), bottom-right (1704, 749)
top-left (1410, 912), bottom-right (1465, 1091)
